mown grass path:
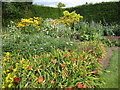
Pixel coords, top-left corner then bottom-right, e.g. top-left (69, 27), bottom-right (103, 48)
top-left (100, 49), bottom-right (119, 88)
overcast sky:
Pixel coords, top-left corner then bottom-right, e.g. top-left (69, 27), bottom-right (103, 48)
top-left (33, 0), bottom-right (119, 7)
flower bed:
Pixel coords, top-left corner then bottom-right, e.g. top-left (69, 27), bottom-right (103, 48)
top-left (2, 49), bottom-right (104, 88)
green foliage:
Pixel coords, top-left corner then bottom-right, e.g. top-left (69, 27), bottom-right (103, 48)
top-left (74, 21), bottom-right (104, 41)
top-left (66, 1), bottom-right (120, 24)
top-left (101, 38), bottom-right (120, 47)
top-left (2, 28), bottom-right (77, 57)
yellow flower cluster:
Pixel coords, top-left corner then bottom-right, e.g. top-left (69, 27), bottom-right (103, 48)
top-left (58, 10), bottom-right (83, 26)
top-left (17, 17), bottom-right (42, 29)
top-left (3, 73), bottom-right (16, 88)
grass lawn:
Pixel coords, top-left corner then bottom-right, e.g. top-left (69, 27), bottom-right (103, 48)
top-left (100, 49), bottom-right (119, 88)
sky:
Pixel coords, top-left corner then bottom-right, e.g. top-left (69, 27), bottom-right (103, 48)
top-left (33, 0), bottom-right (119, 8)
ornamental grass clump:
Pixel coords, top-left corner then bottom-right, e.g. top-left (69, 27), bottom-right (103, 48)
top-left (2, 50), bottom-right (104, 88)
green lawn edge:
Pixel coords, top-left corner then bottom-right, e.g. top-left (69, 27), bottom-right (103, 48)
top-left (100, 49), bottom-right (119, 88)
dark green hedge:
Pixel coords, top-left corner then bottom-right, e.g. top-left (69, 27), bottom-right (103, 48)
top-left (66, 1), bottom-right (120, 24)
top-left (2, 3), bottom-right (63, 26)
top-left (30, 5), bottom-right (63, 19)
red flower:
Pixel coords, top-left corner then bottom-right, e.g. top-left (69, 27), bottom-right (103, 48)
top-left (17, 49), bottom-right (20, 51)
top-left (28, 66), bottom-right (31, 69)
top-left (50, 59), bottom-right (56, 63)
top-left (50, 80), bottom-right (54, 84)
top-left (63, 71), bottom-right (67, 74)
top-left (79, 56), bottom-right (85, 61)
top-left (71, 51), bottom-right (75, 52)
top-left (70, 58), bottom-right (75, 61)
top-left (98, 58), bottom-right (103, 62)
top-left (82, 85), bottom-right (87, 88)
top-left (91, 70), bottom-right (97, 74)
top-left (61, 64), bottom-right (65, 67)
top-left (36, 55), bottom-right (40, 58)
top-left (14, 77), bottom-right (20, 82)
top-left (9, 66), bottom-right (13, 69)
top-left (77, 83), bottom-right (82, 88)
top-left (38, 77), bottom-right (43, 83)
top-left (80, 65), bottom-right (84, 67)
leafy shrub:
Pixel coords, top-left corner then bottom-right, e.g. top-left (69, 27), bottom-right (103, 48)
top-left (78, 41), bottom-right (107, 58)
top-left (2, 32), bottom-right (77, 57)
top-left (2, 50), bottom-right (104, 88)
top-left (74, 21), bottom-right (104, 41)
top-left (101, 38), bottom-right (120, 47)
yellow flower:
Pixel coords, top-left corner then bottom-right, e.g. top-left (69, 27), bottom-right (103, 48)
top-left (20, 58), bottom-right (25, 63)
top-left (10, 77), bottom-right (14, 82)
top-left (17, 22), bottom-right (25, 27)
top-left (13, 68), bottom-right (17, 72)
top-left (8, 84), bottom-right (13, 88)
top-left (3, 71), bottom-right (6, 74)
top-left (6, 70), bottom-right (10, 72)
top-left (63, 11), bottom-right (70, 16)
top-left (34, 20), bottom-right (39, 24)
top-left (3, 57), bottom-right (7, 61)
top-left (2, 86), bottom-right (5, 88)
top-left (6, 52), bottom-right (10, 57)
top-left (29, 18), bottom-right (33, 20)
top-left (34, 17), bottom-right (39, 20)
top-left (16, 63), bottom-right (19, 66)
top-left (3, 63), bottom-right (6, 66)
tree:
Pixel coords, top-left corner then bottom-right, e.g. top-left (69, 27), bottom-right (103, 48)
top-left (57, 2), bottom-right (65, 8)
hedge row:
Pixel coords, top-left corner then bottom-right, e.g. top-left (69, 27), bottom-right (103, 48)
top-left (66, 1), bottom-right (120, 24)
top-left (2, 1), bottom-right (120, 26)
top-left (2, 3), bottom-right (63, 26)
